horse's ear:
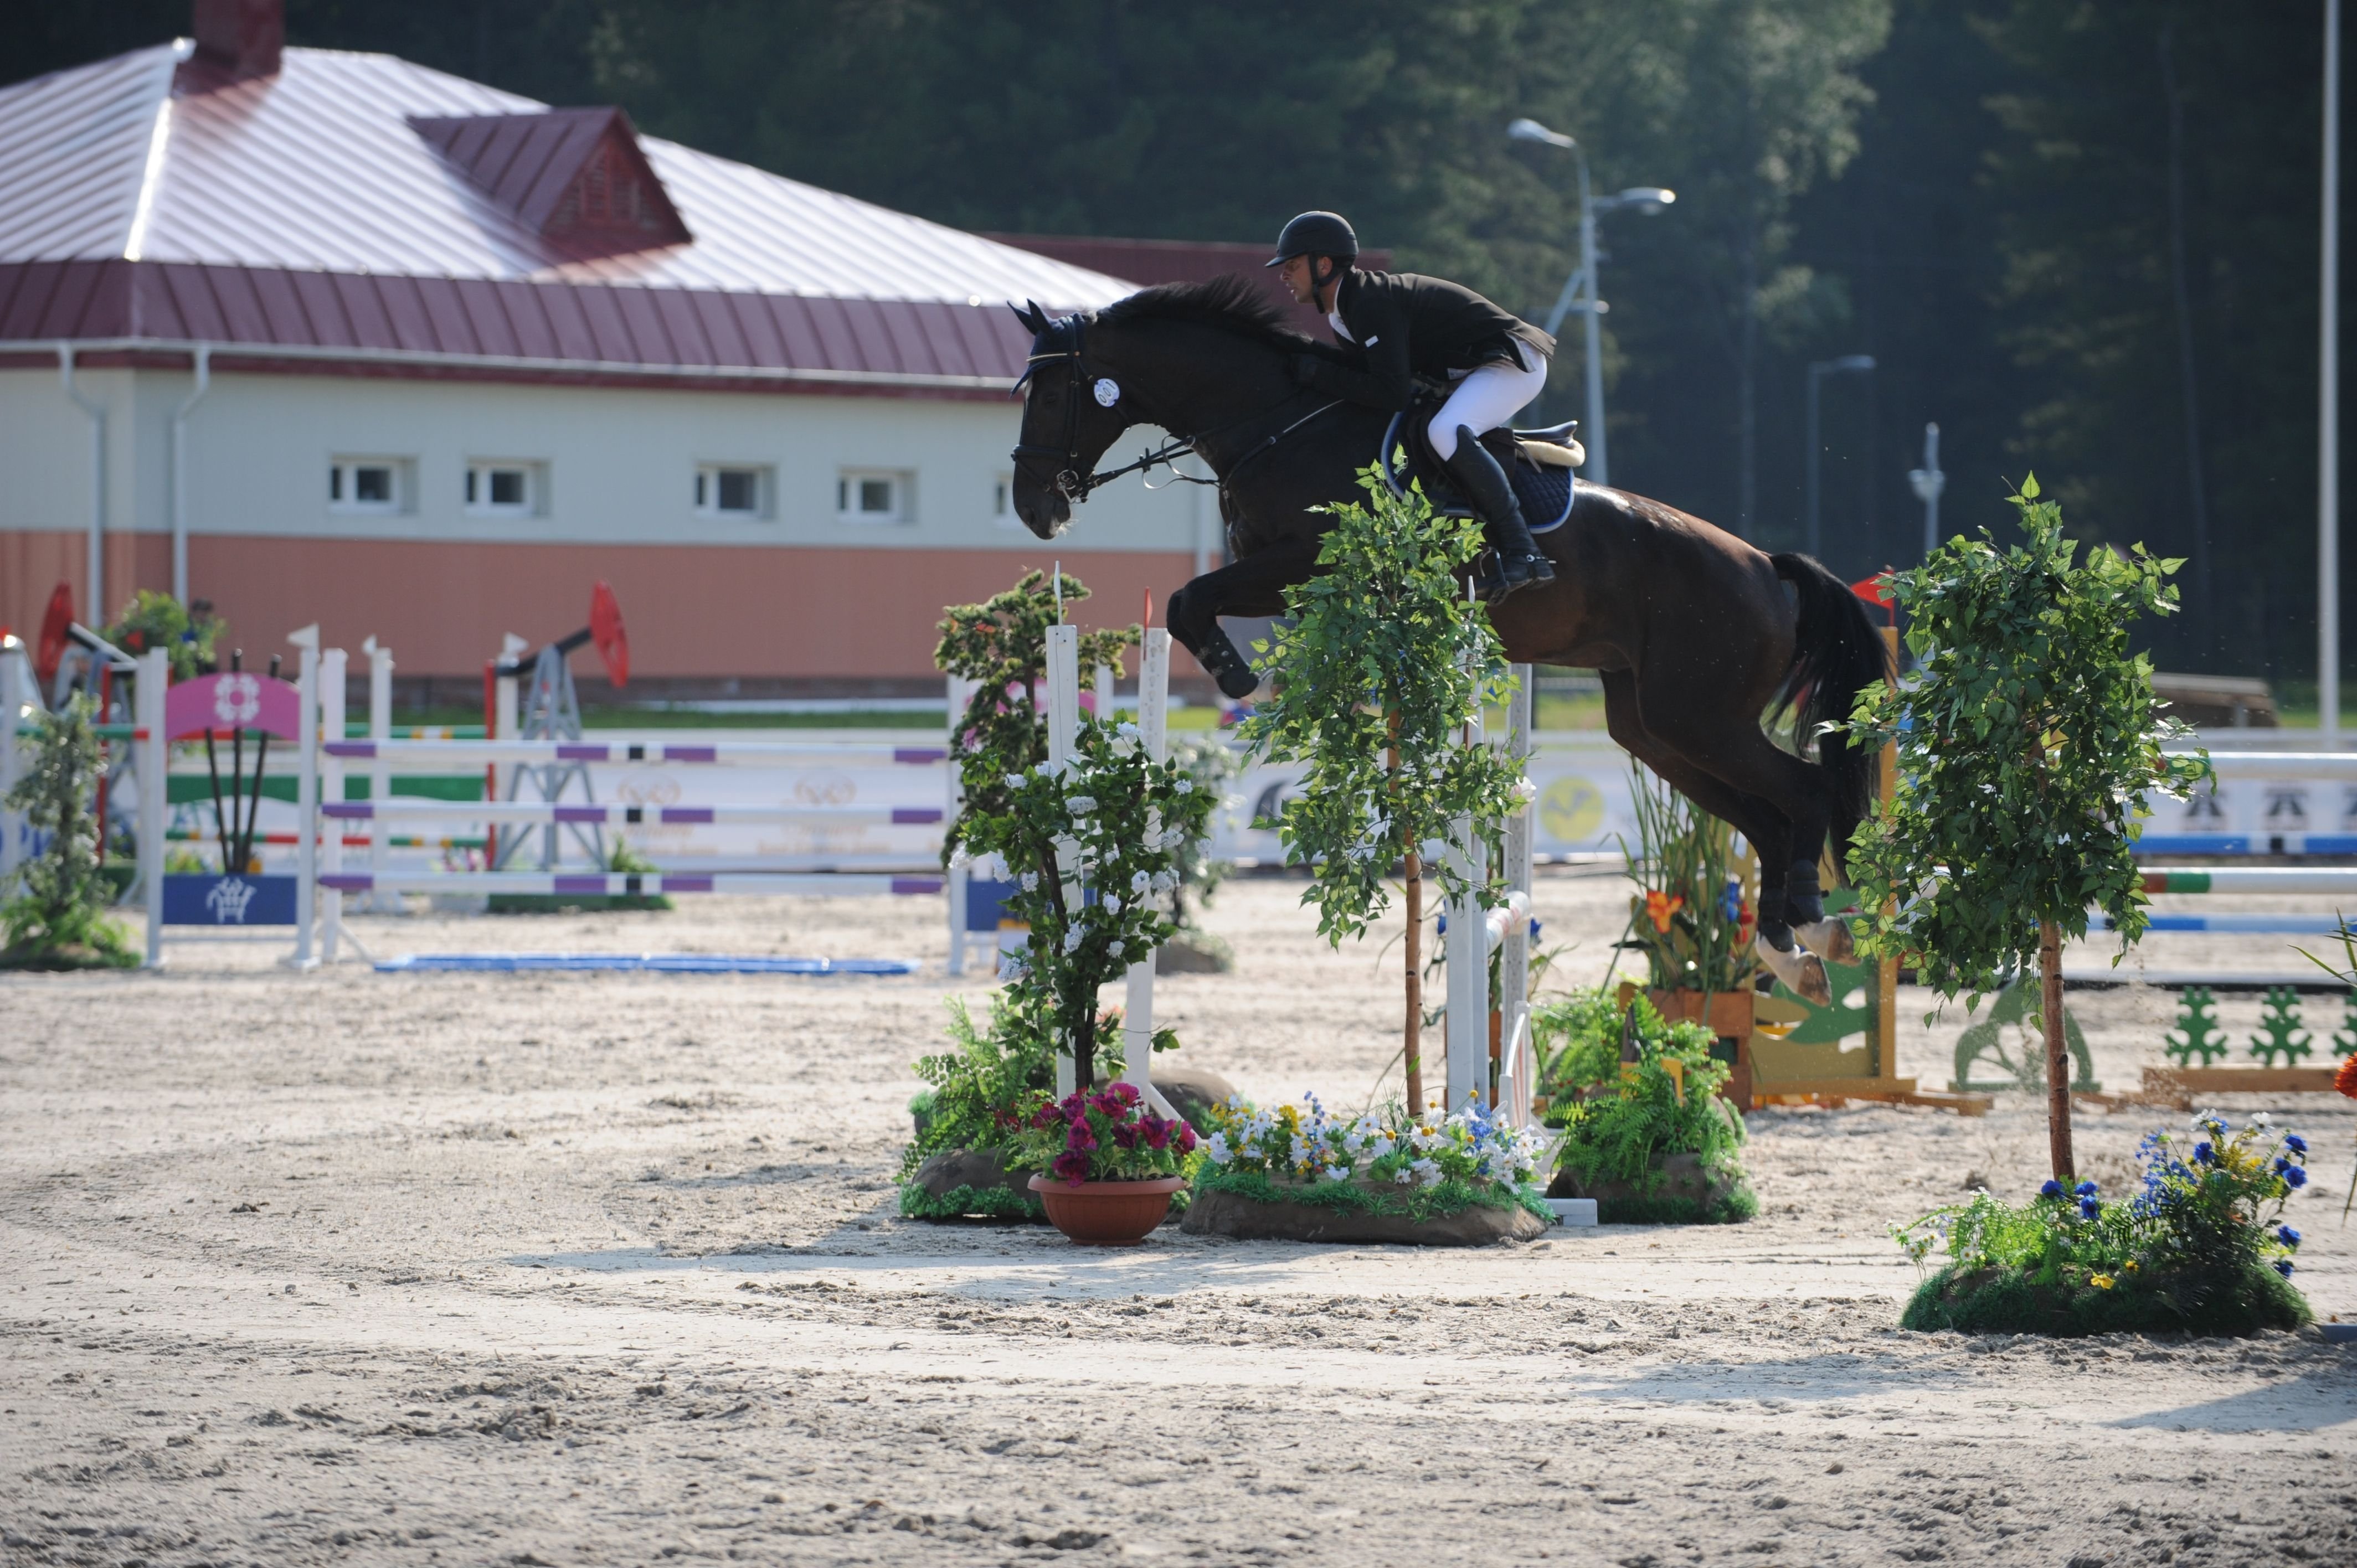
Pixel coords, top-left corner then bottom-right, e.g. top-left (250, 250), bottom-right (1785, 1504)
top-left (1010, 300), bottom-right (1048, 334)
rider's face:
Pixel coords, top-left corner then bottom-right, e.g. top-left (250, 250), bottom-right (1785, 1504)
top-left (1276, 255), bottom-right (1317, 306)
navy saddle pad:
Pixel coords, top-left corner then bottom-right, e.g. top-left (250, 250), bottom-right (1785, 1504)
top-left (1376, 410), bottom-right (1579, 533)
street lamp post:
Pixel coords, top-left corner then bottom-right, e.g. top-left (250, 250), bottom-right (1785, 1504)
top-left (1508, 118), bottom-right (1672, 489)
top-left (1907, 422), bottom-right (1946, 561)
top-left (1805, 355), bottom-right (1876, 560)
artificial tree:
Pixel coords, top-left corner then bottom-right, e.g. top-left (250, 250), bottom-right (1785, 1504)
top-left (1238, 467), bottom-right (1524, 1110)
top-left (1843, 477), bottom-right (2208, 1179)
top-left (2, 696), bottom-right (138, 969)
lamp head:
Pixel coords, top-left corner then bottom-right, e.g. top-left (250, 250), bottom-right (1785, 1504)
top-left (1507, 117), bottom-right (1576, 150)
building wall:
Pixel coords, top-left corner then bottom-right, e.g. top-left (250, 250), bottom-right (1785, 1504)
top-left (0, 365), bottom-right (1217, 678)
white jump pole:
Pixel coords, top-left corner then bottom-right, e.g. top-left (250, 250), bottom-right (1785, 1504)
top-left (318, 645), bottom-right (346, 962)
top-left (137, 646), bottom-right (168, 968)
top-left (1122, 630), bottom-right (1171, 1097)
top-left (288, 625), bottom-right (320, 970)
top-left (364, 636), bottom-right (392, 911)
top-left (1443, 675), bottom-right (1489, 1114)
top-left (1, 635), bottom-right (35, 889)
top-left (1497, 665), bottom-right (1535, 1126)
top-left (491, 632), bottom-right (525, 859)
top-left (1044, 623), bottom-right (1081, 1097)
top-left (945, 670), bottom-right (974, 977)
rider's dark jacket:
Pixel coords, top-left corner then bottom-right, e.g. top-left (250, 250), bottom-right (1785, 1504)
top-left (1295, 268), bottom-right (1555, 413)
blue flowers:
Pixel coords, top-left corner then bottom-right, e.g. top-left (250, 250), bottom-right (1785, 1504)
top-left (2039, 1179), bottom-right (2065, 1200)
top-left (2192, 1141), bottom-right (2215, 1165)
top-left (2282, 1164), bottom-right (2308, 1190)
top-left (2275, 1259), bottom-right (2297, 1277)
top-left (2073, 1180), bottom-right (2098, 1197)
top-left (2284, 1133), bottom-right (2308, 1156)
top-left (2078, 1196), bottom-right (2102, 1220)
top-left (2278, 1225), bottom-right (2302, 1249)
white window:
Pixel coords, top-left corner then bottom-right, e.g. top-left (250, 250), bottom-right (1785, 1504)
top-left (836, 468), bottom-right (912, 525)
top-left (328, 457), bottom-right (409, 514)
top-left (465, 461), bottom-right (543, 517)
top-left (696, 463), bottom-right (772, 518)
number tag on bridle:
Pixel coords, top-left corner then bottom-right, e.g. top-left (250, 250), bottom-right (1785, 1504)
top-left (1093, 378), bottom-right (1121, 408)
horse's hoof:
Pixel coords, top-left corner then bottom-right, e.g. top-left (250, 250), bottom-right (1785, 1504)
top-left (1754, 935), bottom-right (1833, 1006)
top-left (1795, 916), bottom-right (1855, 964)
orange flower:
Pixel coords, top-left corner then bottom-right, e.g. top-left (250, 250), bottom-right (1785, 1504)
top-left (2336, 1051), bottom-right (2357, 1100)
top-left (1645, 890), bottom-right (1685, 935)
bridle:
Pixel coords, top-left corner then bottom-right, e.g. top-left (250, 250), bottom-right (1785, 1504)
top-left (1010, 311), bottom-right (1339, 506)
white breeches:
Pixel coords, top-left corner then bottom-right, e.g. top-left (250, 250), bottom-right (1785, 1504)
top-left (1426, 341), bottom-right (1549, 461)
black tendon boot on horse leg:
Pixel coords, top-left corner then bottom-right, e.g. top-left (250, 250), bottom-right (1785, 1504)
top-left (1445, 426), bottom-right (1555, 601)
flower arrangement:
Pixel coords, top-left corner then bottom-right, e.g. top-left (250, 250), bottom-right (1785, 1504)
top-left (1540, 994), bottom-right (1755, 1224)
top-left (1617, 763), bottom-right (1757, 994)
top-left (2, 697), bottom-right (139, 971)
top-left (104, 589), bottom-right (222, 682)
top-left (1193, 1092), bottom-right (1550, 1222)
top-left (1007, 1080), bottom-right (1199, 1186)
top-left (1893, 1111), bottom-right (2313, 1337)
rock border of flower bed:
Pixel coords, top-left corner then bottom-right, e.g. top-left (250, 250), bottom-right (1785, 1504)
top-left (1901, 1261), bottom-right (2311, 1338)
top-left (1181, 1169), bottom-right (1550, 1246)
top-left (1547, 1151), bottom-right (1758, 1226)
top-left (898, 1148), bottom-right (1046, 1223)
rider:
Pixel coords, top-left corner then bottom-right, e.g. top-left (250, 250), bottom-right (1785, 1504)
top-left (1267, 211), bottom-right (1558, 599)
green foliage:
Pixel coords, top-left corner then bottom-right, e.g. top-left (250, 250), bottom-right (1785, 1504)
top-left (2163, 986), bottom-right (2230, 1069)
top-left (897, 1181), bottom-right (1041, 1223)
top-left (1893, 1113), bottom-right (2314, 1336)
top-left (1841, 478), bottom-right (2211, 1005)
top-left (1531, 986), bottom-right (1636, 1100)
top-left (934, 569), bottom-right (1136, 866)
top-left (2247, 986), bottom-right (2312, 1067)
top-left (1543, 997), bottom-right (1748, 1201)
top-left (899, 991), bottom-right (1105, 1181)
top-left (2339, 992), bottom-right (2357, 1061)
top-left (1237, 467), bottom-right (1524, 943)
top-left (1617, 764), bottom-right (1757, 993)
top-left (103, 590), bottom-right (221, 682)
top-left (2, 697), bottom-right (137, 969)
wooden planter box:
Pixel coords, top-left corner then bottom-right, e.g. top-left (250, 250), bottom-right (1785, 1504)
top-left (1649, 988), bottom-right (1754, 1107)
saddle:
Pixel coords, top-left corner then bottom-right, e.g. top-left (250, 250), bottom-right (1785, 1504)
top-left (1377, 397), bottom-right (1586, 534)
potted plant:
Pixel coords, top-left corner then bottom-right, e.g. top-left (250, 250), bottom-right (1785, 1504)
top-left (1009, 1080), bottom-right (1197, 1245)
top-left (1617, 764), bottom-right (1759, 1100)
top-left (2, 697), bottom-right (139, 971)
top-left (1184, 1092), bottom-right (1550, 1245)
top-left (1538, 992), bottom-right (1757, 1224)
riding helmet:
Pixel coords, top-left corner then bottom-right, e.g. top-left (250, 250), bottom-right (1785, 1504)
top-left (1265, 211), bottom-right (1358, 268)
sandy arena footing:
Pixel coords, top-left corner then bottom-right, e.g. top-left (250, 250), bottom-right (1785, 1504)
top-left (4, 873), bottom-right (2353, 1566)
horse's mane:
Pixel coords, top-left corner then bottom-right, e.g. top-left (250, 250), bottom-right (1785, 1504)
top-left (1094, 274), bottom-right (1321, 353)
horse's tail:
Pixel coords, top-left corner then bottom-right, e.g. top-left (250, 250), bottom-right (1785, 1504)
top-left (1767, 552), bottom-right (1892, 857)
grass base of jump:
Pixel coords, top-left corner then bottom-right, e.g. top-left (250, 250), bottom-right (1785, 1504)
top-left (1180, 1169), bottom-right (1551, 1245)
top-left (0, 940), bottom-right (141, 971)
top-left (897, 1180), bottom-right (1047, 1223)
top-left (1901, 1261), bottom-right (2312, 1338)
top-left (486, 894), bottom-right (675, 915)
top-left (1591, 1183), bottom-right (1761, 1226)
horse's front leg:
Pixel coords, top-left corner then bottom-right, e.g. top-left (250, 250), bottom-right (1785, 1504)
top-left (1166, 539), bottom-right (1323, 699)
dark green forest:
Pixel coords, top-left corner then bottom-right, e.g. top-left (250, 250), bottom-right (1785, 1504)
top-left (13, 1), bottom-right (2348, 683)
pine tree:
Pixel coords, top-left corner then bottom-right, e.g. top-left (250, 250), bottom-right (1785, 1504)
top-left (2163, 985), bottom-right (2230, 1067)
top-left (2247, 986), bottom-right (2312, 1067)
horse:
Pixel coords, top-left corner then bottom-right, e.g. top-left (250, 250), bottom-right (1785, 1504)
top-left (1006, 275), bottom-right (1887, 999)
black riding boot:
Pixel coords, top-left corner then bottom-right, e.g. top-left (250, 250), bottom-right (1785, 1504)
top-left (1444, 425), bottom-right (1556, 601)
top-left (1194, 628), bottom-right (1261, 700)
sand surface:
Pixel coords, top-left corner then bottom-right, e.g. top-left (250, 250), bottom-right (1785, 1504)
top-left (4, 871), bottom-right (2355, 1567)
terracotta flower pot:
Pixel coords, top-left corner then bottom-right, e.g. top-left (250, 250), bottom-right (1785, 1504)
top-left (1026, 1174), bottom-right (1185, 1246)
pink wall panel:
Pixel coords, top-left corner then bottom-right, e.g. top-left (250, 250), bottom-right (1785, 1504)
top-left (174, 537), bottom-right (1198, 679)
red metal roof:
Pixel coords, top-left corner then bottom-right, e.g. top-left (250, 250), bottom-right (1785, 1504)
top-left (0, 42), bottom-right (1138, 390)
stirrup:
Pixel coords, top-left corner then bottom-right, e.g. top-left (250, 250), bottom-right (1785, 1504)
top-left (1472, 551), bottom-right (1556, 602)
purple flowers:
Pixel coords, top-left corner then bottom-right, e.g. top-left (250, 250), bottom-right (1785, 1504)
top-left (1018, 1077), bottom-right (1197, 1187)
